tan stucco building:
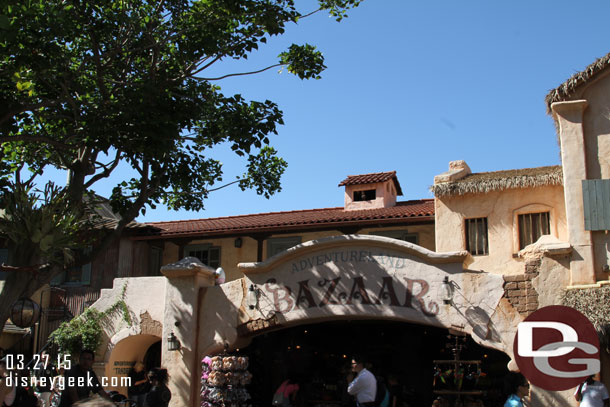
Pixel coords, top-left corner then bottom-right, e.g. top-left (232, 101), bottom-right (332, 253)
top-left (75, 52), bottom-right (610, 407)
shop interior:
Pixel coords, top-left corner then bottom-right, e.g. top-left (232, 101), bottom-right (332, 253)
top-left (241, 320), bottom-right (510, 407)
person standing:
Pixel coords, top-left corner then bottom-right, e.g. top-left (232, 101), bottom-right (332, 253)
top-left (128, 362), bottom-right (150, 407)
top-left (34, 351), bottom-right (57, 407)
top-left (144, 368), bottom-right (171, 407)
top-left (503, 372), bottom-right (530, 407)
top-left (575, 374), bottom-right (610, 407)
top-left (59, 350), bottom-right (111, 406)
top-left (272, 375), bottom-right (299, 407)
top-left (347, 356), bottom-right (377, 407)
top-left (0, 359), bottom-right (16, 407)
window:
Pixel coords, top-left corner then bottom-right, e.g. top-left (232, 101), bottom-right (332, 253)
top-left (370, 230), bottom-right (418, 245)
top-left (353, 189), bottom-right (376, 202)
top-left (466, 218), bottom-right (488, 255)
top-left (267, 236), bottom-right (302, 258)
top-left (185, 244), bottom-right (220, 268)
top-left (149, 246), bottom-right (163, 276)
top-left (50, 248), bottom-right (92, 286)
top-left (518, 212), bottom-right (550, 250)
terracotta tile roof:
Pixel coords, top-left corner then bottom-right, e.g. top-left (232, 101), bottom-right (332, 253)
top-left (338, 171), bottom-right (403, 195)
top-left (137, 199), bottom-right (434, 239)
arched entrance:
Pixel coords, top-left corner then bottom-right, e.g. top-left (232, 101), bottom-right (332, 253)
top-left (242, 320), bottom-right (510, 407)
top-left (186, 236), bottom-right (519, 407)
top-left (105, 334), bottom-right (161, 394)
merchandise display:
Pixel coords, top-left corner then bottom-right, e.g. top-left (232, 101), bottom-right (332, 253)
top-left (201, 354), bottom-right (252, 407)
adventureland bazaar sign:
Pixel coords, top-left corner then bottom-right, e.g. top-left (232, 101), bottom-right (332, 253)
top-left (255, 248), bottom-right (450, 317)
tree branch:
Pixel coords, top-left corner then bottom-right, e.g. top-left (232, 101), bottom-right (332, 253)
top-left (299, 8), bottom-right (323, 19)
top-left (84, 150), bottom-right (122, 188)
top-left (0, 101), bottom-right (61, 125)
top-left (0, 135), bottom-right (70, 150)
top-left (195, 63), bottom-right (283, 81)
top-left (0, 264), bottom-right (48, 273)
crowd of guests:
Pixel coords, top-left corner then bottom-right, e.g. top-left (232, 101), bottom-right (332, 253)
top-left (0, 350), bottom-right (171, 407)
top-left (274, 354), bottom-right (609, 407)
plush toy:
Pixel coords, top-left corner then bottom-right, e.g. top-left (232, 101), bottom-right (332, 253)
top-left (222, 356), bottom-right (237, 371)
top-left (210, 356), bottom-right (223, 371)
top-left (237, 356), bottom-right (249, 370)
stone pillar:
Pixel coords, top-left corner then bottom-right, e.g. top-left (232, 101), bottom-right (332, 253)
top-left (552, 100), bottom-right (596, 285)
top-left (161, 259), bottom-right (216, 407)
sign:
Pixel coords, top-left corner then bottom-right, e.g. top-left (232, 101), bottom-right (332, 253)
top-left (513, 305), bottom-right (600, 391)
top-left (262, 275), bottom-right (440, 316)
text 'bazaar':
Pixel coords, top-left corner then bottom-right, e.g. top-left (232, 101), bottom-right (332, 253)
top-left (262, 275), bottom-right (439, 316)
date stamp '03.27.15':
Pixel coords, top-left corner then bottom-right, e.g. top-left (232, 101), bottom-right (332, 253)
top-left (2, 353), bottom-right (131, 390)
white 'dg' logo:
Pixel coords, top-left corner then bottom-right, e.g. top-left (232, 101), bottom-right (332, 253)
top-left (517, 321), bottom-right (600, 378)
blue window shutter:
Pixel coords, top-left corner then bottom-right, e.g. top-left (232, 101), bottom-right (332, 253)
top-left (50, 271), bottom-right (65, 286)
top-left (81, 262), bottom-right (92, 285)
top-left (582, 180), bottom-right (610, 231)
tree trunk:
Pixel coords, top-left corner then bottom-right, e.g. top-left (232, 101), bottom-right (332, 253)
top-left (0, 270), bottom-right (37, 335)
top-left (0, 265), bottom-right (62, 335)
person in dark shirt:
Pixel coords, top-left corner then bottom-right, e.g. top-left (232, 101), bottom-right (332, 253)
top-left (59, 350), bottom-right (111, 406)
top-left (34, 351), bottom-right (57, 407)
top-left (128, 362), bottom-right (150, 407)
top-left (144, 368), bottom-right (171, 407)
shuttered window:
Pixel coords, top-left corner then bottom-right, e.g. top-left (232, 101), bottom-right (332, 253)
top-left (466, 218), bottom-right (488, 255)
top-left (582, 179), bottom-right (610, 231)
top-left (518, 212), bottom-right (550, 249)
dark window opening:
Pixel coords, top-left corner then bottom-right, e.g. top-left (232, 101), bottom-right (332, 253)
top-left (353, 189), bottom-right (376, 201)
top-left (466, 218), bottom-right (488, 256)
top-left (518, 212), bottom-right (550, 250)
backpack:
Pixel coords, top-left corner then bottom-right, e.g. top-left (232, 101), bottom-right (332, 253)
top-left (374, 377), bottom-right (389, 407)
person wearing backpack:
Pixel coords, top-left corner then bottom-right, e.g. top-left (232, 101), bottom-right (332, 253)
top-left (272, 375), bottom-right (299, 407)
top-left (347, 356), bottom-right (377, 407)
top-left (374, 376), bottom-right (389, 407)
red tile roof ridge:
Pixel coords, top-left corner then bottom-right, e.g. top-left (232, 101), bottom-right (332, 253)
top-left (145, 198), bottom-right (433, 226)
top-left (342, 170), bottom-right (396, 178)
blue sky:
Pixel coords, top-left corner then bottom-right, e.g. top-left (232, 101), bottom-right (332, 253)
top-left (115, 0), bottom-right (610, 222)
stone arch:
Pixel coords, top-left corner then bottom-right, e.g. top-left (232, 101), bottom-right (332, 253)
top-left (103, 334), bottom-right (161, 394)
top-left (200, 235), bottom-right (518, 359)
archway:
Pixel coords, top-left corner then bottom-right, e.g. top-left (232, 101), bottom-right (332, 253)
top-left (241, 320), bottom-right (510, 407)
top-left (105, 334), bottom-right (161, 394)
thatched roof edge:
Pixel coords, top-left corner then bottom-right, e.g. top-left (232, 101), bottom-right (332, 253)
top-left (431, 166), bottom-right (563, 197)
top-left (562, 285), bottom-right (610, 350)
top-left (545, 51), bottom-right (610, 113)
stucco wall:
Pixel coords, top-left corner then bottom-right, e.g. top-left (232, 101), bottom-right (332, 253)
top-left (435, 185), bottom-right (567, 275)
top-left (579, 70), bottom-right (610, 180)
top-left (160, 225), bottom-right (435, 284)
top-left (555, 70), bottom-right (610, 281)
top-left (580, 73), bottom-right (610, 279)
top-left (344, 180), bottom-right (397, 210)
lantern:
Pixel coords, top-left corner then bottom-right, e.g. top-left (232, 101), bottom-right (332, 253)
top-left (10, 298), bottom-right (41, 328)
top-left (167, 332), bottom-right (181, 351)
top-left (440, 276), bottom-right (455, 305)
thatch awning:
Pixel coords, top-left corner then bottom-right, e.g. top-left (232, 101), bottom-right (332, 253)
top-left (431, 165), bottom-right (563, 197)
top-left (562, 284), bottom-right (610, 351)
top-left (545, 51), bottom-right (610, 112)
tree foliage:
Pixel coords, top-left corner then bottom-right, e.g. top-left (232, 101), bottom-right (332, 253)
top-left (0, 0), bottom-right (362, 333)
